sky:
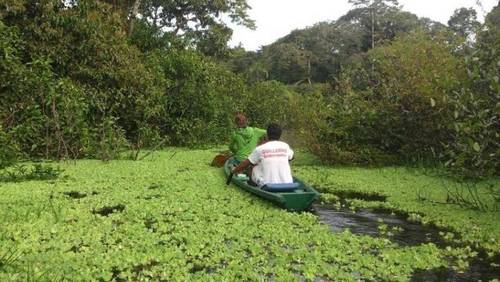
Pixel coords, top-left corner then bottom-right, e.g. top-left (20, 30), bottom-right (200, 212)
top-left (228, 0), bottom-right (498, 51)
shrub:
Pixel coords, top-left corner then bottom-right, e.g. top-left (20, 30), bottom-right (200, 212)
top-left (243, 80), bottom-right (291, 128)
top-left (150, 49), bottom-right (246, 146)
top-left (0, 1), bottom-right (163, 159)
top-left (442, 5), bottom-right (500, 179)
top-left (301, 31), bottom-right (466, 166)
top-left (366, 31), bottom-right (465, 160)
top-left (0, 126), bottom-right (18, 169)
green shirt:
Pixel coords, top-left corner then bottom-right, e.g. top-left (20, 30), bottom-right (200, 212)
top-left (229, 127), bottom-right (266, 161)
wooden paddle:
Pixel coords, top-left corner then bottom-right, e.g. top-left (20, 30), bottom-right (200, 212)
top-left (226, 172), bottom-right (234, 185)
top-left (211, 153), bottom-right (231, 167)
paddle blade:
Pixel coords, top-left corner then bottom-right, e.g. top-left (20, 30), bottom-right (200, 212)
top-left (211, 154), bottom-right (228, 167)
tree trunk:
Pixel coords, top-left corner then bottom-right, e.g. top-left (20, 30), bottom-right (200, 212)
top-left (128, 0), bottom-right (141, 36)
top-left (371, 6), bottom-right (375, 49)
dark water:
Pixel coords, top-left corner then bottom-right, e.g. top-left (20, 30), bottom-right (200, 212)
top-left (410, 256), bottom-right (500, 282)
top-left (312, 204), bottom-right (500, 281)
top-left (312, 205), bottom-right (446, 247)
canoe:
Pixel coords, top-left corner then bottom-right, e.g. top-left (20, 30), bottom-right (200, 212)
top-left (224, 157), bottom-right (320, 211)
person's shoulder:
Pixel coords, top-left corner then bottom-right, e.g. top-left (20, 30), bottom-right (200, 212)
top-left (277, 141), bottom-right (292, 151)
top-left (254, 143), bottom-right (266, 151)
top-left (276, 140), bottom-right (291, 147)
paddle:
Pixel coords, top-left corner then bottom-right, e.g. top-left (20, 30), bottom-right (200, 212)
top-left (211, 153), bottom-right (231, 167)
top-left (226, 172), bottom-right (234, 185)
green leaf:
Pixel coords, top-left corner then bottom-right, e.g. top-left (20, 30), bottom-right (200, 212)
top-left (473, 142), bottom-right (481, 152)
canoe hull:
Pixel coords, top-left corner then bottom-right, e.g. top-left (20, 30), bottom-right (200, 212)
top-left (224, 157), bottom-right (320, 211)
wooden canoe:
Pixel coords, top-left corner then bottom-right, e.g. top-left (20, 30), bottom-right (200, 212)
top-left (224, 157), bottom-right (320, 211)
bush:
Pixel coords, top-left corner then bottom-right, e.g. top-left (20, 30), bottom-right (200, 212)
top-left (301, 31), bottom-right (467, 166)
top-left (243, 80), bottom-right (291, 128)
top-left (366, 31), bottom-right (465, 160)
top-left (293, 89), bottom-right (398, 165)
top-left (0, 126), bottom-right (18, 169)
top-left (442, 5), bottom-right (500, 179)
top-left (150, 49), bottom-right (246, 146)
top-left (0, 1), bottom-right (163, 159)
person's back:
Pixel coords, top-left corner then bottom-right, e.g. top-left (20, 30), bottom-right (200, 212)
top-left (230, 123), bottom-right (294, 187)
top-left (248, 140), bottom-right (293, 187)
top-left (229, 114), bottom-right (266, 162)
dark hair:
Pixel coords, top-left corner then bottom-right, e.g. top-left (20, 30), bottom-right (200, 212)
top-left (267, 123), bottom-right (282, 141)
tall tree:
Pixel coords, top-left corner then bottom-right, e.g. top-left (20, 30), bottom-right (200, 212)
top-left (138, 0), bottom-right (254, 55)
top-left (348, 0), bottom-right (400, 49)
top-left (100, 0), bottom-right (141, 35)
top-left (448, 7), bottom-right (480, 40)
top-left (129, 0), bottom-right (142, 35)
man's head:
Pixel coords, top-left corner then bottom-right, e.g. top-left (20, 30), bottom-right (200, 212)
top-left (266, 123), bottom-right (282, 141)
top-left (235, 113), bottom-right (247, 128)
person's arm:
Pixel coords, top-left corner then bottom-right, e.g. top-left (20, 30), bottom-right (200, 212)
top-left (288, 146), bottom-right (294, 161)
top-left (231, 159), bottom-right (251, 174)
top-left (232, 147), bottom-right (260, 174)
top-left (256, 128), bottom-right (267, 145)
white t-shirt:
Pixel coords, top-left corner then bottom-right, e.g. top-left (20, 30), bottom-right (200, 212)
top-left (248, 141), bottom-right (294, 187)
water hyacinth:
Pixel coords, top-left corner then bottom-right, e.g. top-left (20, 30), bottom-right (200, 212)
top-left (0, 149), bottom-right (498, 281)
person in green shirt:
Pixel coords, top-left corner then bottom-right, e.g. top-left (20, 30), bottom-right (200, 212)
top-left (229, 113), bottom-right (266, 162)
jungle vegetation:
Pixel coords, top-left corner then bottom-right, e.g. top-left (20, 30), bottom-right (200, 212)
top-left (0, 0), bottom-right (498, 179)
top-left (0, 1), bottom-right (499, 280)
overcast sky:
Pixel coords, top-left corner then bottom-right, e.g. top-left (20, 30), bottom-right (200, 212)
top-left (228, 0), bottom-right (498, 51)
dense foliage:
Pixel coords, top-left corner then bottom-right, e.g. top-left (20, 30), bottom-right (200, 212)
top-left (442, 6), bottom-right (500, 178)
top-left (282, 5), bottom-right (499, 179)
top-left (0, 0), bottom-right (269, 159)
top-left (0, 1), bottom-right (498, 280)
top-left (0, 0), bottom-right (161, 160)
top-left (0, 0), bottom-right (498, 181)
top-left (312, 32), bottom-right (465, 164)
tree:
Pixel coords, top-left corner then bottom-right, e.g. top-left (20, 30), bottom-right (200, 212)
top-left (262, 43), bottom-right (312, 84)
top-left (100, 0), bottom-right (141, 35)
top-left (443, 3), bottom-right (500, 178)
top-left (448, 7), bottom-right (480, 40)
top-left (362, 32), bottom-right (465, 159)
top-left (348, 0), bottom-right (400, 49)
top-left (0, 0), bottom-right (164, 159)
top-left (192, 23), bottom-right (233, 58)
top-left (138, 0), bottom-right (255, 55)
top-left (227, 48), bottom-right (269, 83)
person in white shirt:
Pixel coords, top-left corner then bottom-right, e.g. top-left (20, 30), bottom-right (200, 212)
top-left (231, 123), bottom-right (294, 187)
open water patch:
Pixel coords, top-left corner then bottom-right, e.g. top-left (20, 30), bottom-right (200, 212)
top-left (410, 253), bottom-right (500, 282)
top-left (92, 204), bottom-right (126, 216)
top-left (63, 191), bottom-right (87, 199)
top-left (148, 183), bottom-right (163, 189)
top-left (313, 204), bottom-right (500, 281)
top-left (331, 190), bottom-right (387, 202)
top-left (140, 194), bottom-right (162, 200)
top-left (144, 217), bottom-right (159, 232)
top-left (312, 204), bottom-right (446, 247)
top-left (63, 190), bottom-right (98, 199)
